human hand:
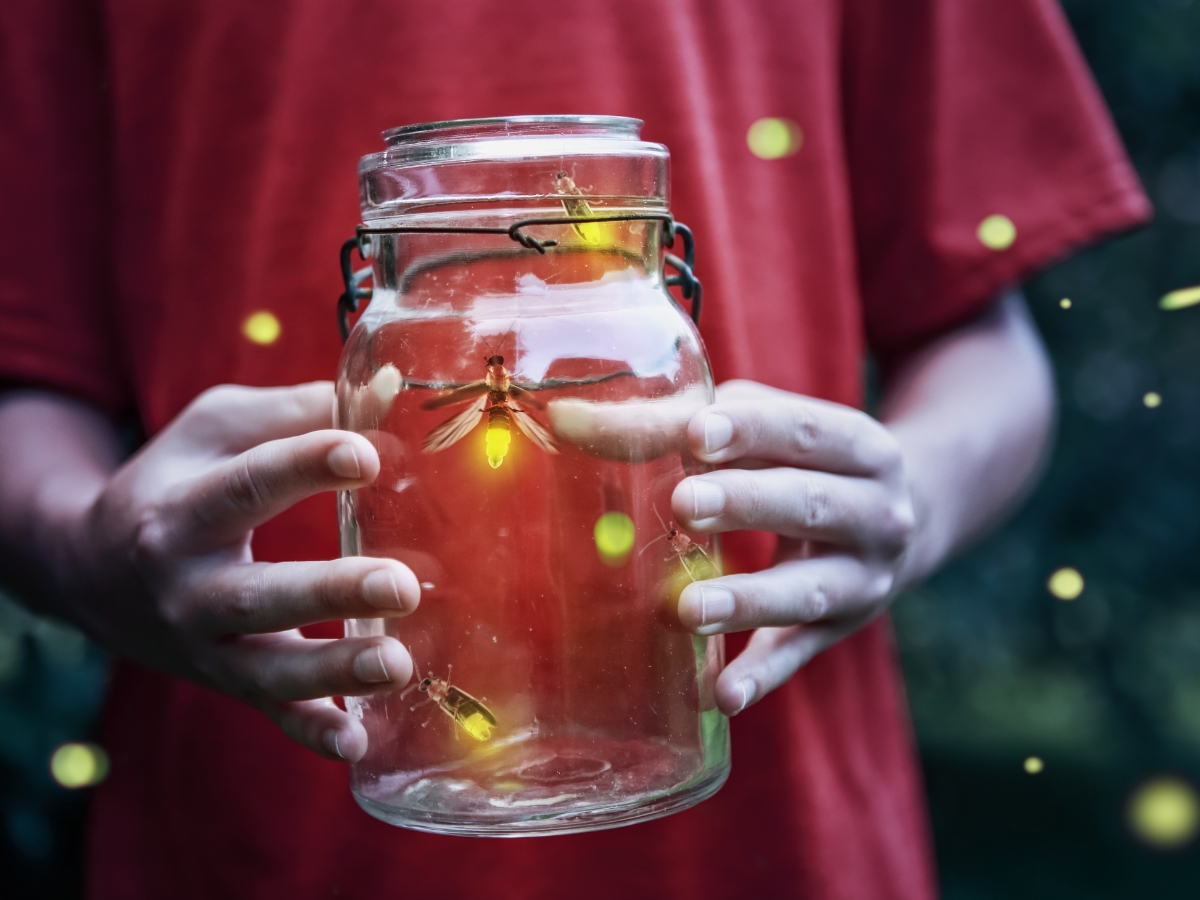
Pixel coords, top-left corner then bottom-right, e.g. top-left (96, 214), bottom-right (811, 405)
top-left (671, 380), bottom-right (916, 716)
top-left (63, 383), bottom-right (418, 762)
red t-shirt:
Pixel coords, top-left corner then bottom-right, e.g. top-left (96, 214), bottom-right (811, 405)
top-left (0, 1), bottom-right (1149, 898)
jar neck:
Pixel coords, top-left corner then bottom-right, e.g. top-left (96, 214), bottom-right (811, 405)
top-left (359, 116), bottom-right (669, 220)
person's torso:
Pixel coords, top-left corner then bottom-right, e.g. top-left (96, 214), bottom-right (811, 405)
top-left (87, 3), bottom-right (933, 898)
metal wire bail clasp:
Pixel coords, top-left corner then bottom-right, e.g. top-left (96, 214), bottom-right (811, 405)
top-left (336, 216), bottom-right (703, 341)
top-left (338, 233), bottom-right (373, 342)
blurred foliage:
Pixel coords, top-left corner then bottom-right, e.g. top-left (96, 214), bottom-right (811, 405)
top-left (0, 590), bottom-right (106, 896)
top-left (893, 0), bottom-right (1200, 894)
top-left (2, 0), bottom-right (1200, 896)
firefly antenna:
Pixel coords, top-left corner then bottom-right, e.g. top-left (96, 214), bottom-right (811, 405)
top-left (637, 504), bottom-right (673, 559)
top-left (482, 316), bottom-right (521, 362)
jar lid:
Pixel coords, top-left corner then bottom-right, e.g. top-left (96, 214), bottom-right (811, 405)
top-left (359, 115), bottom-right (668, 219)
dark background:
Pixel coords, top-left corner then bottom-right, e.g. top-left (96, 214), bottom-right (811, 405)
top-left (3, 0), bottom-right (1200, 895)
top-left (894, 0), bottom-right (1200, 894)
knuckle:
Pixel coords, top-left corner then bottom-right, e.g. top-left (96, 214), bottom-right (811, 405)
top-left (309, 569), bottom-right (343, 618)
top-left (797, 480), bottom-right (834, 529)
top-left (190, 384), bottom-right (244, 415)
top-left (157, 588), bottom-right (197, 630)
top-left (217, 571), bottom-right (270, 629)
top-left (805, 583), bottom-right (830, 620)
top-left (879, 497), bottom-right (917, 550)
top-left (866, 570), bottom-right (896, 605)
top-left (182, 384), bottom-right (253, 438)
top-left (786, 405), bottom-right (821, 453)
top-left (241, 658), bottom-right (285, 702)
top-left (735, 473), bottom-right (770, 524)
top-left (132, 508), bottom-right (175, 567)
top-left (865, 426), bottom-right (904, 474)
top-left (223, 454), bottom-right (271, 514)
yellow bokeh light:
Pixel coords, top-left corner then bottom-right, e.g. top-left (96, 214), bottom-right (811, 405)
top-left (1159, 286), bottom-right (1200, 311)
top-left (1128, 777), bottom-right (1200, 849)
top-left (1047, 567), bottom-right (1084, 601)
top-left (1144, 392), bottom-right (1162, 408)
top-left (977, 215), bottom-right (1017, 251)
top-left (1060, 298), bottom-right (1072, 309)
top-left (594, 512), bottom-right (636, 566)
top-left (242, 311), bottom-right (281, 345)
top-left (50, 742), bottom-right (110, 789)
top-left (1024, 756), bottom-right (1045, 774)
top-left (747, 118), bottom-right (803, 160)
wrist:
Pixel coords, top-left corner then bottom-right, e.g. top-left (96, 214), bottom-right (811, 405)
top-left (18, 473), bottom-right (108, 619)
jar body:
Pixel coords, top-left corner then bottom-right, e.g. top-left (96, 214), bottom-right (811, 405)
top-left (335, 118), bottom-right (729, 835)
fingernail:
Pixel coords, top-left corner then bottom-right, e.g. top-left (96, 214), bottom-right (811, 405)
top-left (354, 646), bottom-right (391, 683)
top-left (690, 479), bottom-right (725, 520)
top-left (323, 728), bottom-right (345, 759)
top-left (362, 568), bottom-right (403, 609)
top-left (698, 585), bottom-right (734, 628)
top-left (704, 414), bottom-right (733, 456)
top-left (734, 679), bottom-right (754, 714)
top-left (328, 443), bottom-right (362, 479)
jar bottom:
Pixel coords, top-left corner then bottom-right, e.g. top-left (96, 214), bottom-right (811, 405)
top-left (351, 732), bottom-right (730, 837)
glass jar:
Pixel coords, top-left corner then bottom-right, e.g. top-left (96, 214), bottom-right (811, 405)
top-left (335, 116), bottom-right (728, 835)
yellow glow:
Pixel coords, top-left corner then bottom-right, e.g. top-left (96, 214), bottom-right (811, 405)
top-left (665, 550), bottom-right (723, 607)
top-left (485, 424), bottom-right (511, 468)
top-left (1060, 298), bottom-right (1072, 309)
top-left (1047, 567), bottom-right (1084, 601)
top-left (977, 215), bottom-right (1017, 251)
top-left (594, 512), bottom-right (636, 566)
top-left (574, 221), bottom-right (605, 245)
top-left (747, 118), bottom-right (803, 160)
top-left (242, 311), bottom-right (281, 345)
top-left (1144, 392), bottom-right (1162, 408)
top-left (50, 742), bottom-right (110, 789)
top-left (1128, 777), bottom-right (1199, 849)
top-left (1024, 756), bottom-right (1044, 774)
top-left (461, 712), bottom-right (493, 741)
top-left (1159, 286), bottom-right (1200, 311)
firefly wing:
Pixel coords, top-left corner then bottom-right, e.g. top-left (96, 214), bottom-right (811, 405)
top-left (420, 381), bottom-right (489, 410)
top-left (509, 402), bottom-right (559, 454)
top-left (422, 396), bottom-right (487, 453)
top-left (446, 686), bottom-right (498, 726)
top-left (505, 383), bottom-right (544, 409)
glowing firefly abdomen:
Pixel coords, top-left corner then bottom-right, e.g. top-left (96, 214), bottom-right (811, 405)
top-left (485, 399), bottom-right (512, 468)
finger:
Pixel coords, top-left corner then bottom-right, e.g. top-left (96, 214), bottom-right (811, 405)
top-left (164, 430), bottom-right (380, 548)
top-left (179, 558), bottom-right (421, 635)
top-left (547, 386), bottom-right (707, 461)
top-left (714, 617), bottom-right (873, 716)
top-left (672, 468), bottom-right (914, 549)
top-left (687, 394), bottom-right (900, 475)
top-left (215, 632), bottom-right (412, 703)
top-left (168, 382), bottom-right (337, 455)
top-left (265, 697), bottom-right (369, 763)
top-left (676, 556), bottom-right (890, 635)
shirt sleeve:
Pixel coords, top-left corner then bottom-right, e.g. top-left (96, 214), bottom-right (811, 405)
top-left (0, 0), bottom-right (132, 416)
top-left (842, 0), bottom-right (1152, 363)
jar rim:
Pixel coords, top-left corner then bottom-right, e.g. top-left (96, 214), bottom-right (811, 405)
top-left (382, 115), bottom-right (644, 144)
